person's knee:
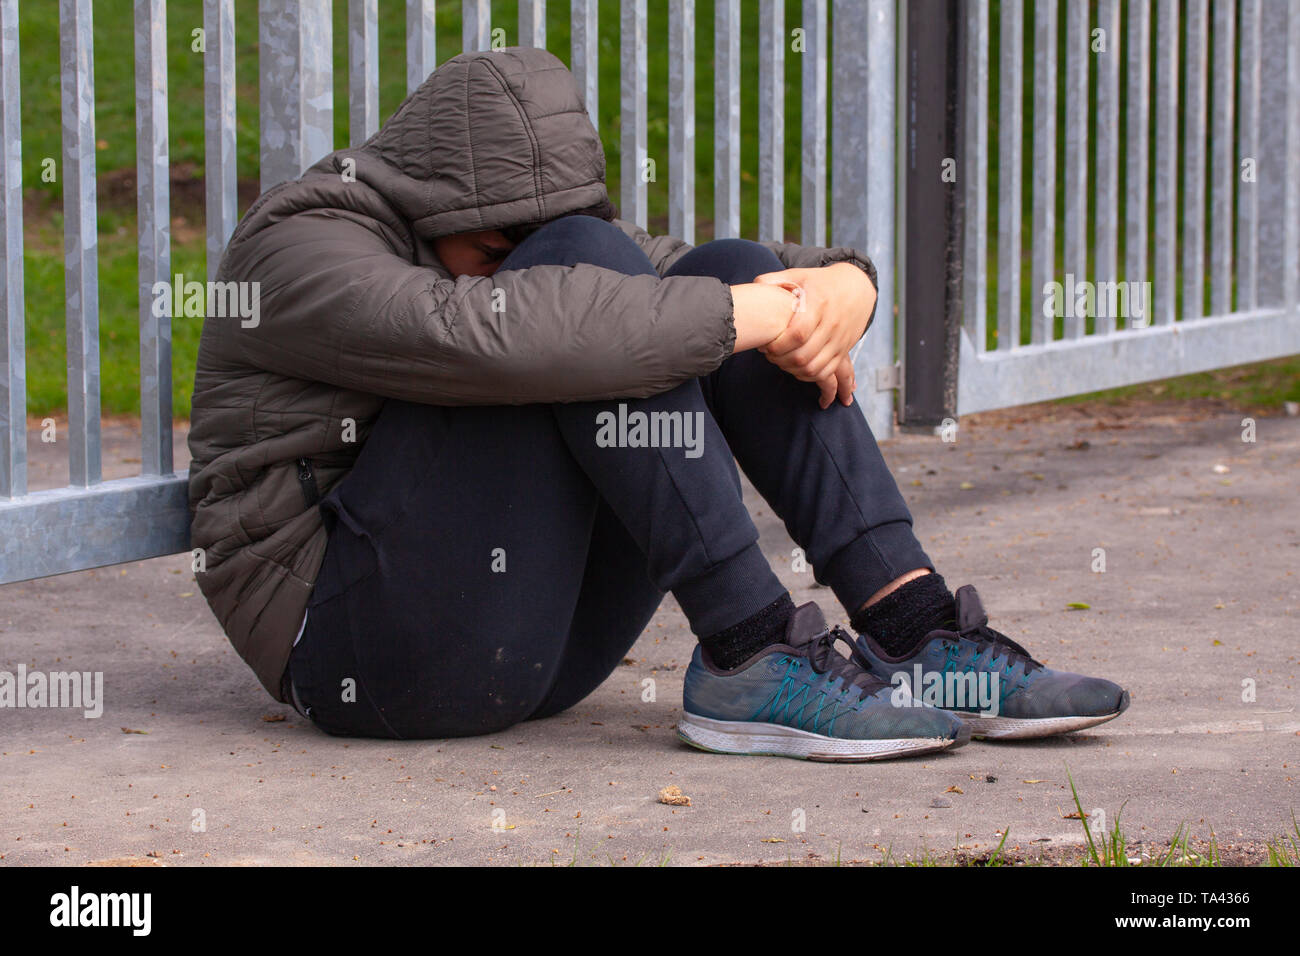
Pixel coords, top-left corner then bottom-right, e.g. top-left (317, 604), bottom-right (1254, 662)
top-left (532, 214), bottom-right (619, 244)
top-left (506, 214), bottom-right (657, 276)
top-left (666, 238), bottom-right (784, 284)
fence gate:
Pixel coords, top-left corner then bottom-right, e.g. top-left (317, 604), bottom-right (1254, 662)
top-left (0, 0), bottom-right (898, 585)
top-left (952, 0), bottom-right (1300, 417)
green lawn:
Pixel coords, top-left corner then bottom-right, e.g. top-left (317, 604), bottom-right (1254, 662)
top-left (14, 0), bottom-right (1297, 418)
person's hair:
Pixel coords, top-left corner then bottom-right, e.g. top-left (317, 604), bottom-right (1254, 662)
top-left (498, 195), bottom-right (621, 245)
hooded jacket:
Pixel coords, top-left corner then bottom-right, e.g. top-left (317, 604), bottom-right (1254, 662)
top-left (188, 46), bottom-right (878, 701)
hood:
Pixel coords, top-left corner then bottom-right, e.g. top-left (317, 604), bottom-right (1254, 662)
top-left (339, 46), bottom-right (611, 240)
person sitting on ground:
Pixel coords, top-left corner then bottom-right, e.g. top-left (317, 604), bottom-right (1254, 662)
top-left (187, 46), bottom-right (1128, 758)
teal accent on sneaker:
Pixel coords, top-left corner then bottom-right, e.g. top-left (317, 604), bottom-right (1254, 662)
top-left (855, 585), bottom-right (1130, 740)
top-left (679, 602), bottom-right (969, 761)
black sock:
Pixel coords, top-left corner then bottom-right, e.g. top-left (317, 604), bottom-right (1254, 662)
top-left (701, 593), bottom-right (796, 670)
top-left (850, 572), bottom-right (955, 658)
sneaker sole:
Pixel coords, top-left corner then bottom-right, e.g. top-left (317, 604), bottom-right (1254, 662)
top-left (955, 690), bottom-right (1131, 740)
top-left (677, 712), bottom-right (971, 762)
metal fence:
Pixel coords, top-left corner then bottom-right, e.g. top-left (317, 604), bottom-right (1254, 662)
top-left (956, 0), bottom-right (1300, 415)
top-left (0, 0), bottom-right (896, 584)
top-left (0, 0), bottom-right (1297, 586)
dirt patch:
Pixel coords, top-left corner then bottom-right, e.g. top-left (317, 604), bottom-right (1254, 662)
top-left (966, 396), bottom-right (1281, 431)
top-left (23, 163), bottom-right (262, 250)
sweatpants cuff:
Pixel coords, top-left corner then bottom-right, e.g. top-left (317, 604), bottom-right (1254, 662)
top-left (673, 544), bottom-right (789, 638)
top-left (821, 519), bottom-right (933, 615)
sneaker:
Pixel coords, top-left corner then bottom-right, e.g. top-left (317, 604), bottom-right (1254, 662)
top-left (678, 601), bottom-right (970, 761)
top-left (854, 585), bottom-right (1130, 740)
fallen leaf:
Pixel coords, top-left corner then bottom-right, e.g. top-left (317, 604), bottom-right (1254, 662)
top-left (761, 837), bottom-right (786, 843)
top-left (120, 728), bottom-right (148, 735)
top-left (261, 714), bottom-right (286, 722)
top-left (1065, 602), bottom-right (1091, 610)
top-left (658, 785), bottom-right (691, 807)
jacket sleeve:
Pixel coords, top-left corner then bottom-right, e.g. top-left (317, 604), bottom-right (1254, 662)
top-left (221, 208), bottom-right (737, 405)
top-left (612, 218), bottom-right (880, 329)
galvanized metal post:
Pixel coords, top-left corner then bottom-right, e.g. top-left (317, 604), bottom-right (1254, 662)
top-left (758, 0), bottom-right (785, 242)
top-left (0, 0), bottom-right (24, 499)
top-left (668, 0), bottom-right (694, 244)
top-left (60, 0), bottom-right (101, 488)
top-left (713, 0), bottom-right (740, 239)
top-left (259, 1), bottom-right (333, 193)
top-left (406, 0), bottom-right (436, 93)
top-left (900, 0), bottom-right (961, 428)
top-left (620, 0), bottom-right (647, 228)
top-left (134, 0), bottom-right (172, 477)
top-left (800, 0), bottom-right (828, 249)
top-left (203, 0), bottom-right (237, 281)
top-left (571, 0), bottom-right (598, 128)
top-left (833, 0), bottom-right (896, 441)
top-left (348, 0), bottom-right (379, 144)
top-left (463, 0), bottom-right (491, 52)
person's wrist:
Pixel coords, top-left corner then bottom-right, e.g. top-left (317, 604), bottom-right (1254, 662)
top-left (766, 284), bottom-right (800, 341)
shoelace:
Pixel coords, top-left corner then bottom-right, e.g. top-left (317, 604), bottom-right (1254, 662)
top-left (956, 621), bottom-right (1043, 674)
top-left (805, 625), bottom-right (889, 698)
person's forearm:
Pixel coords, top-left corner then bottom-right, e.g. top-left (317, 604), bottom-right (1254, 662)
top-left (730, 282), bottom-right (799, 352)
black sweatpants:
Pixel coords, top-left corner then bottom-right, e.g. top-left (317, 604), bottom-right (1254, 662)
top-left (284, 215), bottom-right (931, 738)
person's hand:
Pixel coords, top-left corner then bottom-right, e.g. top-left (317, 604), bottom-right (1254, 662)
top-left (752, 262), bottom-right (876, 387)
top-left (820, 354), bottom-right (857, 410)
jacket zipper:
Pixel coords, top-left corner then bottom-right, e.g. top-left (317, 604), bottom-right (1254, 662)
top-left (296, 457), bottom-right (320, 506)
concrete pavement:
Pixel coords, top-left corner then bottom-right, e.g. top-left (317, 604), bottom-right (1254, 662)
top-left (1, 404), bottom-right (1296, 865)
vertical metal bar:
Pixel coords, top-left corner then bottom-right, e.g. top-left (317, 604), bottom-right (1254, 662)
top-left (1236, 0), bottom-right (1260, 312)
top-left (901, 0), bottom-right (960, 427)
top-left (668, 0), bottom-right (694, 244)
top-left (204, 0), bottom-right (236, 282)
top-left (1284, 4), bottom-right (1300, 309)
top-left (862, 0), bottom-right (897, 438)
top-left (620, 0), bottom-right (647, 228)
top-left (0, 0), bottom-right (25, 498)
top-left (1063, 0), bottom-right (1088, 338)
top-left (1182, 0), bottom-right (1208, 320)
top-left (349, 0), bottom-right (379, 144)
top-left (406, 0), bottom-right (436, 93)
top-left (571, 0), bottom-right (598, 128)
top-left (997, 0), bottom-right (1023, 350)
top-left (463, 0), bottom-right (491, 52)
top-left (1125, 0), bottom-right (1150, 305)
top-left (60, 0), bottom-right (101, 488)
top-left (520, 0), bottom-right (546, 48)
top-left (962, 0), bottom-right (988, 350)
top-left (714, 0), bottom-right (740, 238)
top-left (1255, 0), bottom-right (1292, 309)
top-left (1153, 0), bottom-right (1178, 325)
top-left (259, 2), bottom-right (333, 193)
top-left (800, 0), bottom-right (827, 248)
top-left (135, 0), bottom-right (171, 478)
top-left (758, 0), bottom-right (785, 240)
top-left (1094, 0), bottom-right (1120, 336)
top-left (1030, 0), bottom-right (1056, 345)
top-left (1209, 0), bottom-right (1235, 317)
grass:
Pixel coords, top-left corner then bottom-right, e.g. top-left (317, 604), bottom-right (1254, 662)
top-left (1057, 355), bottom-right (1300, 414)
